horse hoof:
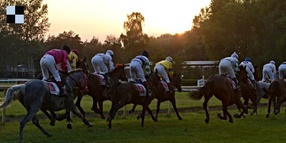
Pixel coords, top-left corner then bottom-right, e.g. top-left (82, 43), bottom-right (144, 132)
top-left (137, 115), bottom-right (141, 120)
top-left (67, 124), bottom-right (72, 129)
top-left (266, 114), bottom-right (270, 118)
top-left (233, 114), bottom-right (240, 118)
top-left (229, 119), bottom-right (233, 123)
top-left (46, 133), bottom-right (53, 138)
top-left (101, 116), bottom-right (106, 119)
top-left (178, 117), bottom-right (183, 120)
top-left (205, 118), bottom-right (209, 123)
top-left (50, 121), bottom-right (55, 126)
top-left (87, 123), bottom-right (93, 127)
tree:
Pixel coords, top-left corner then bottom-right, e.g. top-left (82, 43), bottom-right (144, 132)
top-left (120, 12), bottom-right (149, 57)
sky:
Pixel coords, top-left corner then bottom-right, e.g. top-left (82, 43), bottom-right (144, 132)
top-left (42, 0), bottom-right (212, 42)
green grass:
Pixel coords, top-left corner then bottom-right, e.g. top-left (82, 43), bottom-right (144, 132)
top-left (0, 91), bottom-right (279, 143)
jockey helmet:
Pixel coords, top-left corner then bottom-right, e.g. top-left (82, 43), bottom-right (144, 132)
top-left (270, 60), bottom-right (275, 65)
top-left (165, 56), bottom-right (173, 63)
top-left (106, 50), bottom-right (114, 56)
top-left (141, 50), bottom-right (149, 58)
top-left (245, 57), bottom-right (251, 62)
top-left (61, 45), bottom-right (71, 54)
top-left (231, 52), bottom-right (238, 59)
top-left (71, 49), bottom-right (79, 56)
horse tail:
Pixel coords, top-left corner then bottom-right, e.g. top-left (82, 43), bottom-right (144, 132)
top-left (0, 84), bottom-right (26, 109)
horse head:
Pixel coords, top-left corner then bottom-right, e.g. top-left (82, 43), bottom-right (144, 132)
top-left (109, 64), bottom-right (128, 81)
top-left (171, 72), bottom-right (182, 92)
top-left (77, 56), bottom-right (89, 76)
top-left (67, 69), bottom-right (88, 93)
top-left (238, 65), bottom-right (248, 83)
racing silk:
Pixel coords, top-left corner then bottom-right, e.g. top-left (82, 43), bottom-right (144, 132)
top-left (96, 53), bottom-right (114, 71)
top-left (240, 61), bottom-right (255, 73)
top-left (240, 61), bottom-right (255, 80)
top-left (46, 49), bottom-right (69, 72)
top-left (157, 60), bottom-right (173, 78)
top-left (222, 57), bottom-right (239, 72)
top-left (131, 55), bottom-right (151, 74)
top-left (68, 51), bottom-right (79, 70)
top-left (263, 63), bottom-right (276, 73)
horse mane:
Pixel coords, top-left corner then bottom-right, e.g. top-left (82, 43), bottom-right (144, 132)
top-left (112, 64), bottom-right (124, 72)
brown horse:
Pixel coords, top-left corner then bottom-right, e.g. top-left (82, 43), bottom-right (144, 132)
top-left (129, 73), bottom-right (183, 120)
top-left (86, 63), bottom-right (128, 119)
top-left (107, 71), bottom-right (161, 128)
top-left (190, 74), bottom-right (248, 123)
top-left (237, 65), bottom-right (258, 115)
top-left (263, 79), bottom-right (286, 118)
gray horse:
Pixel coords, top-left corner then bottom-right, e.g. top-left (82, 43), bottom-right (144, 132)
top-left (0, 69), bottom-right (92, 143)
top-left (251, 81), bottom-right (270, 115)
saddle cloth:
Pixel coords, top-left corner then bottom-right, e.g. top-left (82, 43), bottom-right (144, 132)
top-left (135, 84), bottom-right (147, 96)
top-left (45, 81), bottom-right (60, 95)
top-left (226, 78), bottom-right (236, 89)
top-left (160, 80), bottom-right (169, 91)
top-left (93, 73), bottom-right (106, 85)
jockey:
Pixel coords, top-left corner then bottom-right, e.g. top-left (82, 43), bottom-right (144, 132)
top-left (262, 60), bottom-right (276, 82)
top-left (278, 62), bottom-right (286, 79)
top-left (240, 57), bottom-right (256, 88)
top-left (154, 56), bottom-right (174, 93)
top-left (219, 52), bottom-right (241, 90)
top-left (68, 49), bottom-right (79, 70)
top-left (40, 45), bottom-right (71, 96)
top-left (129, 50), bottom-right (151, 96)
top-left (91, 49), bottom-right (114, 87)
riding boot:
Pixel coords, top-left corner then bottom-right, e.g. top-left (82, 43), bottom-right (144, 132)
top-left (104, 73), bottom-right (110, 87)
top-left (167, 83), bottom-right (172, 94)
top-left (251, 79), bottom-right (257, 89)
top-left (232, 78), bottom-right (241, 91)
top-left (143, 81), bottom-right (151, 96)
top-left (57, 81), bottom-right (68, 96)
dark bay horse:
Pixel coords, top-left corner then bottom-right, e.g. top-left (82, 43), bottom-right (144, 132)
top-left (129, 73), bottom-right (183, 120)
top-left (76, 63), bottom-right (128, 119)
top-left (263, 79), bottom-right (286, 118)
top-left (190, 74), bottom-right (248, 123)
top-left (107, 72), bottom-right (161, 128)
top-left (237, 65), bottom-right (258, 115)
top-left (0, 69), bottom-right (92, 143)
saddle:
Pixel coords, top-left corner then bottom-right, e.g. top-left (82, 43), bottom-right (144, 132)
top-left (45, 81), bottom-right (60, 95)
top-left (93, 73), bottom-right (106, 85)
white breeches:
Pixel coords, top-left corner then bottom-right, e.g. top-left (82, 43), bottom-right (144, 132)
top-left (91, 56), bottom-right (108, 74)
top-left (154, 64), bottom-right (170, 83)
top-left (40, 54), bottom-right (61, 82)
top-left (278, 64), bottom-right (286, 79)
top-left (129, 61), bottom-right (146, 82)
top-left (262, 67), bottom-right (274, 82)
top-left (219, 59), bottom-right (236, 78)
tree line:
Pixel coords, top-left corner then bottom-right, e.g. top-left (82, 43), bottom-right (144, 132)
top-left (1, 0), bottom-right (285, 79)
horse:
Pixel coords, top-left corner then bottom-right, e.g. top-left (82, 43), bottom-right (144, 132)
top-left (237, 65), bottom-right (258, 115)
top-left (190, 74), bottom-right (248, 123)
top-left (129, 72), bottom-right (183, 120)
top-left (263, 79), bottom-right (286, 118)
top-left (77, 62), bottom-right (128, 119)
top-left (107, 71), bottom-right (161, 128)
top-left (0, 69), bottom-right (92, 143)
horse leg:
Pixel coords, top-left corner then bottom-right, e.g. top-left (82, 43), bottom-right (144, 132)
top-left (65, 110), bottom-right (72, 129)
top-left (98, 100), bottom-right (106, 119)
top-left (108, 101), bottom-right (126, 129)
top-left (266, 99), bottom-right (272, 118)
top-left (70, 108), bottom-right (93, 127)
top-left (90, 95), bottom-right (104, 118)
top-left (41, 109), bottom-right (56, 126)
top-left (141, 105), bottom-right (147, 127)
top-left (217, 103), bottom-right (228, 121)
top-left (129, 104), bottom-right (137, 114)
top-left (32, 116), bottom-right (52, 137)
top-left (170, 96), bottom-right (182, 120)
top-left (75, 94), bottom-right (86, 118)
top-left (203, 96), bottom-right (211, 123)
top-left (155, 101), bottom-right (161, 119)
top-left (146, 106), bottom-right (157, 122)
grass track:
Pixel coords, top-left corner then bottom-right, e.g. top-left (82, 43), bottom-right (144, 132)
top-left (1, 91), bottom-right (284, 143)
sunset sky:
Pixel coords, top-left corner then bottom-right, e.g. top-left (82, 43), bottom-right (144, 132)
top-left (42, 0), bottom-right (211, 42)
